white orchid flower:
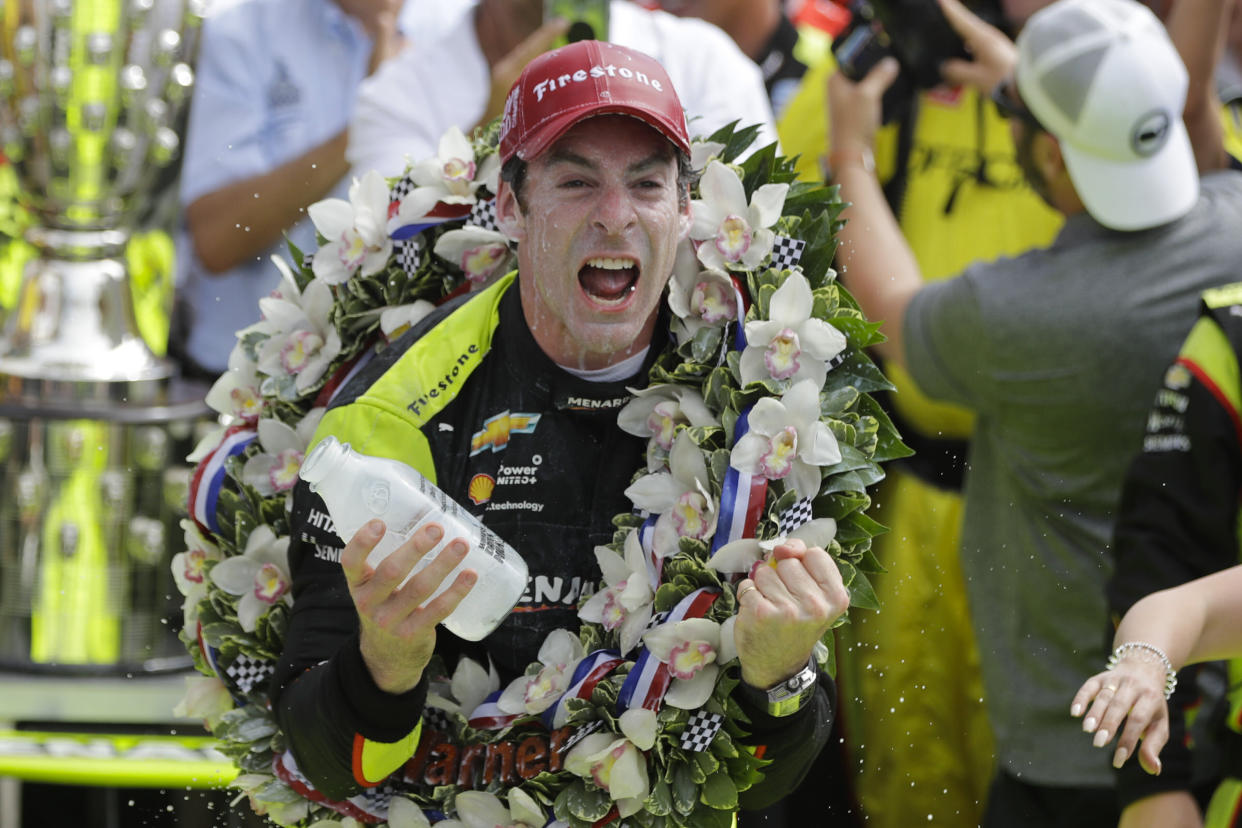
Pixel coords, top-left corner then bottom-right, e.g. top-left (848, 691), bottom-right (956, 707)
top-left (434, 227), bottom-right (515, 288)
top-left (669, 260), bottom-right (740, 341)
top-left (171, 518), bottom-right (221, 631)
top-left (209, 525), bottom-right (292, 633)
top-left (739, 271), bottom-right (846, 388)
top-left (730, 380), bottom-right (842, 500)
top-left (564, 726), bottom-right (652, 818)
top-left (254, 278), bottom-right (342, 395)
top-left (394, 127), bottom-right (499, 226)
top-left (241, 408), bottom-right (325, 497)
top-left (578, 529), bottom-right (655, 655)
top-left (431, 789), bottom-right (545, 828)
top-left (642, 616), bottom-right (738, 710)
top-left (385, 797), bottom-right (431, 828)
top-left (617, 383), bottom-right (717, 472)
top-left (173, 674), bottom-right (233, 728)
top-left (426, 656), bottom-right (498, 718)
top-left (380, 301), bottom-right (436, 342)
top-left (709, 517), bottom-right (838, 578)
top-left (690, 139), bottom-right (727, 172)
top-left (624, 431), bottom-right (717, 558)
top-left (496, 629), bottom-right (585, 716)
top-left (231, 773), bottom-right (309, 826)
top-left (309, 169), bottom-right (393, 285)
top-left (186, 426), bottom-right (228, 465)
top-left (307, 818), bottom-right (365, 828)
top-left (690, 160), bottom-right (788, 271)
top-left (204, 349), bottom-right (265, 424)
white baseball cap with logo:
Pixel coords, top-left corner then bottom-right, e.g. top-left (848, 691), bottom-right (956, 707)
top-left (1016, 0), bottom-right (1199, 231)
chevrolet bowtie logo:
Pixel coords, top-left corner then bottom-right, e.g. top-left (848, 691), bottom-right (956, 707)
top-left (470, 411), bottom-right (541, 456)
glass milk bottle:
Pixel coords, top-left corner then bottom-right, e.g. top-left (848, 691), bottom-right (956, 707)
top-left (298, 435), bottom-right (528, 641)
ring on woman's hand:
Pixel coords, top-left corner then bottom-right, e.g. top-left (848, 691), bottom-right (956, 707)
top-left (1103, 684), bottom-right (1118, 692)
top-left (737, 584), bottom-right (757, 603)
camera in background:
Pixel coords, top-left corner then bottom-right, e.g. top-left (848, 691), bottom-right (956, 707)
top-left (832, 0), bottom-right (1005, 121)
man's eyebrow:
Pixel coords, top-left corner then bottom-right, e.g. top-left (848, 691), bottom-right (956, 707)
top-left (626, 152), bottom-right (674, 176)
top-left (545, 148), bottom-right (598, 170)
top-left (544, 148), bottom-right (673, 176)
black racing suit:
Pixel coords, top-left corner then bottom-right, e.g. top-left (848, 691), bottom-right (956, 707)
top-left (270, 274), bottom-right (835, 806)
top-left (1109, 283), bottom-right (1242, 816)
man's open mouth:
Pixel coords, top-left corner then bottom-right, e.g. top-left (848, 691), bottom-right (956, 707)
top-left (579, 257), bottom-right (639, 306)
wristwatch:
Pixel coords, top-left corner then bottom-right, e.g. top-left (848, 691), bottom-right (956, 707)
top-left (742, 659), bottom-right (818, 718)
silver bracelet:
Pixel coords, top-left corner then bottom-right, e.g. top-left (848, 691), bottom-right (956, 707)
top-left (1106, 641), bottom-right (1178, 699)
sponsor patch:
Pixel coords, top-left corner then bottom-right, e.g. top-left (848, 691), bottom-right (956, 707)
top-left (561, 394), bottom-right (631, 411)
top-left (467, 473), bottom-right (495, 505)
top-left (470, 411), bottom-right (541, 456)
top-left (1164, 363), bottom-right (1192, 390)
top-left (407, 344), bottom-right (480, 418)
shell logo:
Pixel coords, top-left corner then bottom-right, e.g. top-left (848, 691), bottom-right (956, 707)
top-left (467, 474), bottom-right (496, 505)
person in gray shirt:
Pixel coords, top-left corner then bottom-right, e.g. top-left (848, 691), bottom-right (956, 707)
top-left (825, 0), bottom-right (1242, 825)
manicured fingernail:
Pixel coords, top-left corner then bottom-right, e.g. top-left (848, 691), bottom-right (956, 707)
top-left (1071, 703), bottom-right (1083, 717)
top-left (1153, 758), bottom-right (1162, 775)
top-left (1113, 747), bottom-right (1127, 768)
top-left (424, 524), bottom-right (443, 542)
top-left (1083, 716), bottom-right (1096, 732)
top-left (1093, 729), bottom-right (1110, 748)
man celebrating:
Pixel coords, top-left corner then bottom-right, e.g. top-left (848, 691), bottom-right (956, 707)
top-left (828, 0), bottom-right (1242, 825)
top-left (271, 40), bottom-right (848, 810)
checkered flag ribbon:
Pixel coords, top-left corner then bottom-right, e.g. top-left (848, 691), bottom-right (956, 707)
top-left (644, 610), bottom-right (669, 631)
top-left (768, 235), bottom-right (805, 272)
top-left (389, 171), bottom-right (416, 203)
top-left (679, 710), bottom-right (724, 752)
top-left (556, 719), bottom-right (604, 755)
top-left (395, 237), bottom-right (423, 277)
top-left (224, 652), bottom-right (276, 696)
top-left (779, 498), bottom-right (814, 535)
top-left (421, 706), bottom-right (453, 735)
top-left (350, 779), bottom-right (402, 820)
top-left (468, 197), bottom-right (500, 233)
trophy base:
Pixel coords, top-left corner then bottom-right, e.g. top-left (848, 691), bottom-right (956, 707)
top-left (0, 377), bottom-right (212, 676)
top-left (0, 229), bottom-right (173, 396)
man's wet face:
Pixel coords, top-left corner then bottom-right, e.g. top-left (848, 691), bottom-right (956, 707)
top-left (501, 116), bottom-right (691, 371)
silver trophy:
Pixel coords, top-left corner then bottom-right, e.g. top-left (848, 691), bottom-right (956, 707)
top-left (0, 0), bottom-right (209, 673)
top-left (0, 0), bottom-right (203, 385)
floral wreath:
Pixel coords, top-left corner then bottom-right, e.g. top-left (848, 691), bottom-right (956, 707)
top-left (172, 118), bottom-right (906, 828)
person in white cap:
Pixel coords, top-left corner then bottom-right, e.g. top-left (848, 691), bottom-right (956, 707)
top-left (826, 0), bottom-right (1242, 825)
top-left (271, 39), bottom-right (847, 813)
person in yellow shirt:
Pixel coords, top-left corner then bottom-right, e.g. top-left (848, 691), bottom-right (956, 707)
top-left (777, 4), bottom-right (1059, 825)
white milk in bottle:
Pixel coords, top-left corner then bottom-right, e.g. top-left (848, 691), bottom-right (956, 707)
top-left (298, 435), bottom-right (528, 640)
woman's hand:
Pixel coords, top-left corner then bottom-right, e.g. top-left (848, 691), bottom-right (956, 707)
top-left (1070, 654), bottom-right (1171, 774)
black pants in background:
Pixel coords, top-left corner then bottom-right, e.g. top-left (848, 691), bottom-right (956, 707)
top-left (982, 770), bottom-right (1117, 828)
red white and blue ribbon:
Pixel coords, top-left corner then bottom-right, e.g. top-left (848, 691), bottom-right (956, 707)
top-left (387, 200), bottom-right (472, 241)
top-left (637, 515), bottom-right (661, 593)
top-left (710, 405), bottom-right (767, 555)
top-left (540, 649), bottom-right (625, 729)
top-left (616, 586), bottom-right (720, 713)
top-left (466, 689), bottom-right (522, 731)
top-left (187, 425), bottom-right (256, 534)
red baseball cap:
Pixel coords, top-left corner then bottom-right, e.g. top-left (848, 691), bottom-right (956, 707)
top-left (498, 40), bottom-right (691, 164)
